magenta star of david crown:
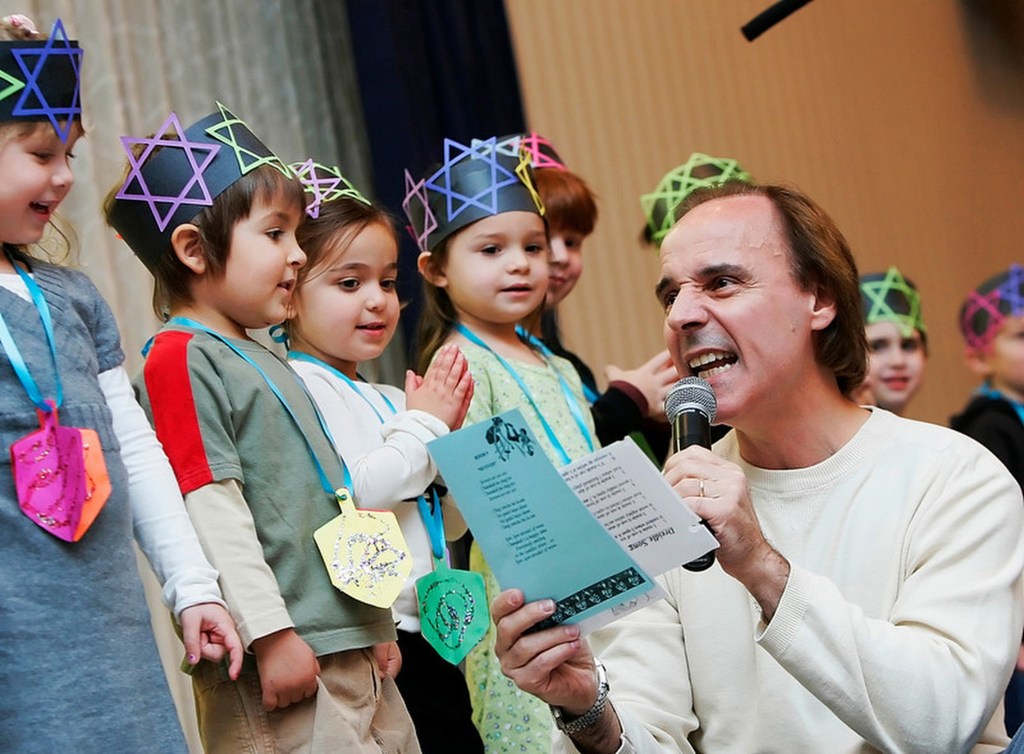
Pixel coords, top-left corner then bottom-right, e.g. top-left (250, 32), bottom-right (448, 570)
top-left (0, 18), bottom-right (82, 142)
top-left (107, 103), bottom-right (291, 271)
top-left (960, 264), bottom-right (1024, 351)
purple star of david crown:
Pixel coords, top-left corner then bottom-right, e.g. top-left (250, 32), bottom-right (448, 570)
top-left (0, 18), bottom-right (82, 142)
top-left (960, 264), bottom-right (1024, 351)
top-left (107, 103), bottom-right (291, 271)
top-left (402, 136), bottom-right (545, 254)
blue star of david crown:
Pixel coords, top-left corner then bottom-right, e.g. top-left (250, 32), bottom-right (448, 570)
top-left (402, 136), bottom-right (544, 253)
top-left (0, 18), bottom-right (82, 142)
top-left (107, 103), bottom-right (291, 271)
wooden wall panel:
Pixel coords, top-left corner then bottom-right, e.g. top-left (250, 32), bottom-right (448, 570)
top-left (505, 0), bottom-right (1024, 425)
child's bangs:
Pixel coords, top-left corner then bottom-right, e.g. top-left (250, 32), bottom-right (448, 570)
top-left (248, 165), bottom-right (306, 216)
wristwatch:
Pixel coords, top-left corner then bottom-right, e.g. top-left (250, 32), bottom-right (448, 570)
top-left (550, 659), bottom-right (610, 736)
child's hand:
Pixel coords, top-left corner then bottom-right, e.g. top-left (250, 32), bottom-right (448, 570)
top-left (180, 602), bottom-right (244, 680)
top-left (405, 343), bottom-right (475, 429)
top-left (605, 350), bottom-right (678, 420)
top-left (373, 641), bottom-right (402, 679)
top-left (251, 628), bottom-right (321, 710)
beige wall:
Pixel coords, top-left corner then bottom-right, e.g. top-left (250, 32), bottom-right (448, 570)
top-left (505, 0), bottom-right (1024, 425)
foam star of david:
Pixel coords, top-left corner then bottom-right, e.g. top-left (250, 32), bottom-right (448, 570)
top-left (643, 154), bottom-right (751, 241)
top-left (11, 19), bottom-right (82, 142)
top-left (292, 159), bottom-right (368, 219)
top-left (861, 267), bottom-right (924, 336)
top-left (514, 150), bottom-right (545, 215)
top-left (205, 102), bottom-right (290, 178)
top-left (427, 137), bottom-right (520, 223)
top-left (403, 169), bottom-right (437, 252)
top-left (996, 264), bottom-right (1024, 318)
top-left (962, 288), bottom-right (1005, 351)
top-left (116, 112), bottom-right (220, 232)
top-left (519, 132), bottom-right (566, 170)
top-left (0, 67), bottom-right (25, 103)
top-left (472, 134), bottom-right (520, 160)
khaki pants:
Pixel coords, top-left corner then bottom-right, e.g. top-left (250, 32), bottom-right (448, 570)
top-left (192, 648), bottom-right (421, 754)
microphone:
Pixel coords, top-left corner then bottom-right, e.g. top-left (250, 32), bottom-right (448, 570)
top-left (664, 376), bottom-right (718, 572)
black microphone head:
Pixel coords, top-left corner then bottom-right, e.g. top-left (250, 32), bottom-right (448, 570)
top-left (664, 376), bottom-right (717, 424)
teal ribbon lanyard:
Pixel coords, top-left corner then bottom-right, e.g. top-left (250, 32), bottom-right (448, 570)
top-left (978, 384), bottom-right (1024, 426)
top-left (288, 349), bottom-right (447, 562)
top-left (0, 252), bottom-right (61, 414)
top-left (165, 318), bottom-right (352, 495)
top-left (456, 323), bottom-right (594, 465)
top-left (518, 325), bottom-right (601, 405)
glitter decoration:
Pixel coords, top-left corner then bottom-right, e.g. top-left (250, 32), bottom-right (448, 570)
top-left (416, 565), bottom-right (489, 664)
top-left (116, 112), bottom-right (220, 232)
top-left (641, 153), bottom-right (752, 246)
top-left (291, 159), bottom-right (369, 219)
top-left (960, 264), bottom-right (1024, 351)
top-left (313, 488), bottom-right (412, 608)
top-left (859, 266), bottom-right (926, 338)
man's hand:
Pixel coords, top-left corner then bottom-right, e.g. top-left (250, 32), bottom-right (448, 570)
top-left (663, 445), bottom-right (790, 620)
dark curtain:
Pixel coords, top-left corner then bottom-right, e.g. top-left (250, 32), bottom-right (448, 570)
top-left (343, 0), bottom-right (528, 364)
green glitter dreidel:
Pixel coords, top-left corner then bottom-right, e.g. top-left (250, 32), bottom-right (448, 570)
top-left (416, 554), bottom-right (489, 665)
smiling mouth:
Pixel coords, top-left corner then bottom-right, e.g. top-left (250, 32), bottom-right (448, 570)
top-left (358, 323), bottom-right (386, 332)
top-left (688, 350), bottom-right (738, 379)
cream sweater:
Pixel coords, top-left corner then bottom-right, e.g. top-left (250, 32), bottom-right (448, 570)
top-left (563, 409), bottom-right (1024, 754)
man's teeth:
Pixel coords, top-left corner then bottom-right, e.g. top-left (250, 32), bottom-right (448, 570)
top-left (688, 351), bottom-right (734, 377)
top-left (698, 363), bottom-right (731, 377)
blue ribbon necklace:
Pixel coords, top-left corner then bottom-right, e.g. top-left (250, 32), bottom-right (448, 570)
top-left (287, 350), bottom-right (446, 561)
top-left (455, 323), bottom-right (595, 465)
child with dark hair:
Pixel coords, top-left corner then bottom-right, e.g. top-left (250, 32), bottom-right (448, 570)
top-left (951, 264), bottom-right (1024, 736)
top-left (105, 107), bottom-right (420, 753)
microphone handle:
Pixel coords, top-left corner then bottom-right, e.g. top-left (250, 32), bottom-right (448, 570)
top-left (671, 411), bottom-right (711, 454)
top-left (672, 410), bottom-right (716, 572)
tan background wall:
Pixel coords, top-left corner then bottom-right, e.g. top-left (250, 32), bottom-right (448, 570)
top-left (504, 0), bottom-right (1024, 426)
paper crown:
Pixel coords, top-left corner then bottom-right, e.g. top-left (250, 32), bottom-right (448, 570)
top-left (959, 264), bottom-right (1024, 351)
top-left (641, 153), bottom-right (752, 246)
top-left (0, 18), bottom-right (82, 142)
top-left (291, 159), bottom-right (370, 219)
top-left (859, 267), bottom-right (926, 338)
top-left (403, 136), bottom-right (544, 253)
top-left (108, 103), bottom-right (291, 271)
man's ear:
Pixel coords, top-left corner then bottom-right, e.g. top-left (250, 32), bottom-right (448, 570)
top-left (417, 251), bottom-right (447, 287)
top-left (809, 285), bottom-right (837, 333)
top-left (171, 224), bottom-right (206, 275)
top-left (965, 345), bottom-right (995, 380)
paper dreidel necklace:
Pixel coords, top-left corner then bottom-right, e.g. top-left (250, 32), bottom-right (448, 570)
top-left (314, 487), bottom-right (412, 609)
top-left (413, 486), bottom-right (488, 665)
top-left (1, 252), bottom-right (110, 541)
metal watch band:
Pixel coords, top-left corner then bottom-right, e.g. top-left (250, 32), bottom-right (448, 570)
top-left (550, 659), bottom-right (610, 736)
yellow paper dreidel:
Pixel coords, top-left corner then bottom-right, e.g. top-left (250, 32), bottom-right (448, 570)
top-left (314, 487), bottom-right (412, 608)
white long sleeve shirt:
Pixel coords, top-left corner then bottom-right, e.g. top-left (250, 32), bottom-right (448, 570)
top-left (290, 359), bottom-right (466, 631)
top-left (563, 409), bottom-right (1024, 754)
